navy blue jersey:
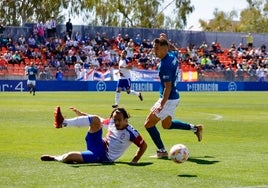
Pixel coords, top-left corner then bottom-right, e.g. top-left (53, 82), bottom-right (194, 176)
top-left (158, 51), bottom-right (179, 99)
top-left (27, 67), bottom-right (38, 81)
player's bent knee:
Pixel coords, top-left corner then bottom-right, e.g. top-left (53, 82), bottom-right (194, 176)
top-left (89, 116), bottom-right (102, 132)
top-left (162, 125), bottom-right (170, 129)
top-left (91, 116), bottom-right (101, 125)
top-left (144, 114), bottom-right (160, 129)
top-left (144, 121), bottom-right (156, 129)
top-left (162, 117), bottom-right (172, 129)
top-left (162, 122), bottom-right (172, 129)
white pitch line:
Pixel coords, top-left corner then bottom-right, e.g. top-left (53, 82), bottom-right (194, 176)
top-left (208, 113), bottom-right (222, 120)
top-left (192, 112), bottom-right (223, 121)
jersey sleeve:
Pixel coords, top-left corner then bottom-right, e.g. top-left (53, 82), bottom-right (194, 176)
top-left (101, 118), bottom-right (111, 128)
top-left (132, 134), bottom-right (146, 148)
top-left (127, 125), bottom-right (145, 147)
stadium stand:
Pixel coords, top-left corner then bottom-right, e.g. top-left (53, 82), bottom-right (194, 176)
top-left (0, 24), bottom-right (267, 82)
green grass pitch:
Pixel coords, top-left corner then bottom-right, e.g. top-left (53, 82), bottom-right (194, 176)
top-left (0, 91), bottom-right (267, 188)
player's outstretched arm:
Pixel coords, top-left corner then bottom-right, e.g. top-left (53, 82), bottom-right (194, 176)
top-left (159, 33), bottom-right (178, 52)
top-left (69, 107), bottom-right (88, 116)
top-left (168, 42), bottom-right (178, 52)
top-left (131, 141), bottom-right (147, 164)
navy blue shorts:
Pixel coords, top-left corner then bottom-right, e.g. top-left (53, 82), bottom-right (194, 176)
top-left (117, 78), bottom-right (131, 89)
top-left (81, 129), bottom-right (111, 163)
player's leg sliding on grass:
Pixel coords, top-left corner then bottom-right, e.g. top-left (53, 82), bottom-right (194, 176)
top-left (42, 106), bottom-right (109, 163)
top-left (41, 106), bottom-right (147, 164)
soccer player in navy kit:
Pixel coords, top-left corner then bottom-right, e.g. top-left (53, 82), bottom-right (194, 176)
top-left (144, 36), bottom-right (203, 158)
top-left (26, 62), bottom-right (38, 95)
top-left (41, 106), bottom-right (147, 164)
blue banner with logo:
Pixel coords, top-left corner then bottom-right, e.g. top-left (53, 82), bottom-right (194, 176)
top-left (0, 80), bottom-right (268, 92)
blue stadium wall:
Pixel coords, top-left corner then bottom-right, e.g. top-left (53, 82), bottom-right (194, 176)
top-left (0, 80), bottom-right (268, 92)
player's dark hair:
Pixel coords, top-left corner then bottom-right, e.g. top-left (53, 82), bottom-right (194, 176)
top-left (153, 38), bottom-right (168, 46)
top-left (110, 107), bottom-right (130, 119)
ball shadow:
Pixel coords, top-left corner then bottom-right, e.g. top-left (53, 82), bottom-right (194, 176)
top-left (187, 156), bottom-right (220, 165)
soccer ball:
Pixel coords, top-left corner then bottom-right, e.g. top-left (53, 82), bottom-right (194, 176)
top-left (169, 144), bottom-right (189, 163)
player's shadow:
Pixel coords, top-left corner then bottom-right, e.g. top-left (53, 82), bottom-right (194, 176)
top-left (69, 161), bottom-right (153, 168)
top-left (132, 108), bottom-right (144, 111)
top-left (177, 174), bottom-right (198, 178)
top-left (115, 161), bottom-right (153, 166)
top-left (187, 156), bottom-right (219, 165)
top-left (69, 162), bottom-right (115, 168)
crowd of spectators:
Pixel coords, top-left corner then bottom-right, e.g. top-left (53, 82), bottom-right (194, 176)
top-left (179, 39), bottom-right (268, 82)
top-left (0, 20), bottom-right (267, 82)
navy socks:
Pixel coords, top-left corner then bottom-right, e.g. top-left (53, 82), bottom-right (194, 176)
top-left (146, 126), bottom-right (164, 150)
top-left (169, 120), bottom-right (191, 130)
top-left (146, 121), bottom-right (192, 150)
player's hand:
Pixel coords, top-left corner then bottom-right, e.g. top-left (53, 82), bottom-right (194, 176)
top-left (69, 107), bottom-right (76, 111)
top-left (69, 107), bottom-right (79, 114)
top-left (160, 33), bottom-right (166, 39)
